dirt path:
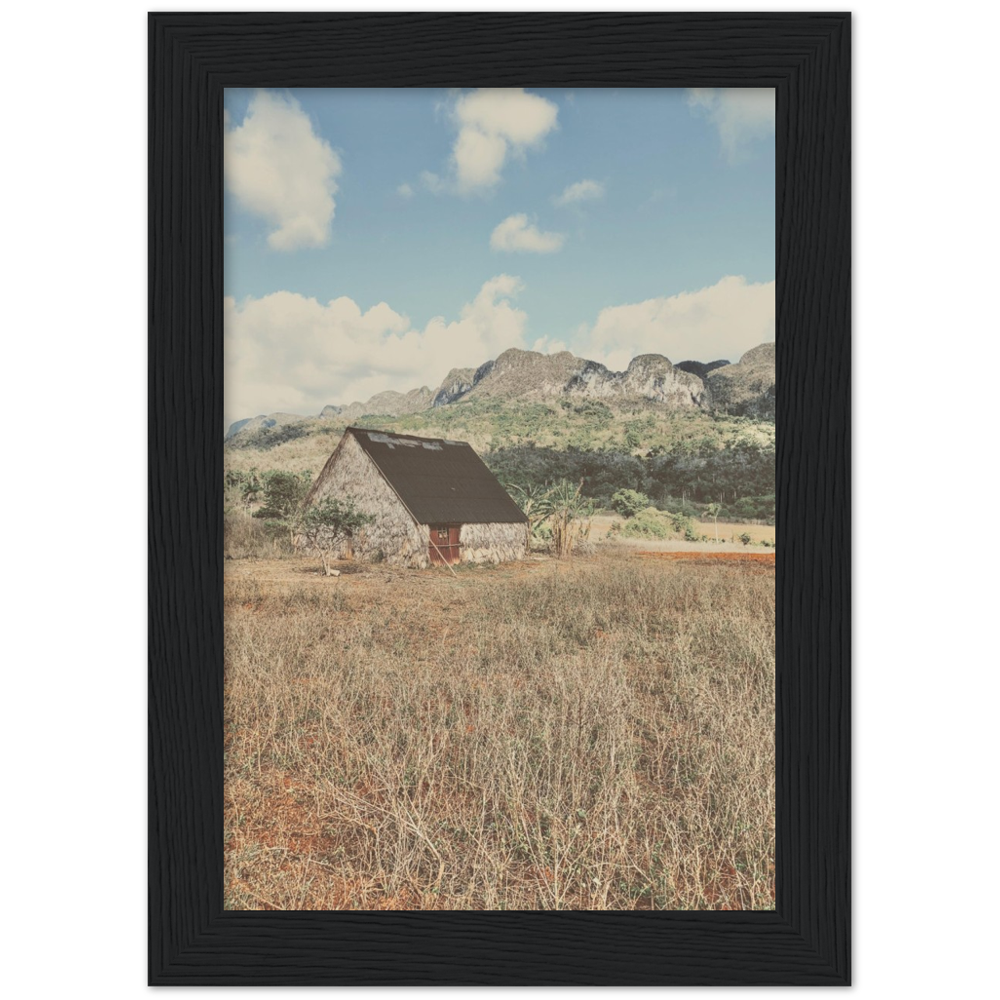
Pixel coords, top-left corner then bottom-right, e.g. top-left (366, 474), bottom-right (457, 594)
top-left (225, 547), bottom-right (772, 594)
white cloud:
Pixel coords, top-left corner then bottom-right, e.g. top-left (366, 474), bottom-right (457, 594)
top-left (224, 91), bottom-right (341, 250)
top-left (554, 179), bottom-right (605, 206)
top-left (225, 275), bottom-right (528, 425)
top-left (420, 170), bottom-right (446, 194)
top-left (453, 127), bottom-right (509, 192)
top-left (563, 275), bottom-right (775, 372)
top-left (686, 89), bottom-right (775, 163)
top-left (490, 214), bottom-right (565, 254)
top-left (454, 88), bottom-right (558, 147)
top-left (533, 337), bottom-right (567, 354)
top-left (440, 88), bottom-right (559, 194)
top-left (396, 183), bottom-right (414, 198)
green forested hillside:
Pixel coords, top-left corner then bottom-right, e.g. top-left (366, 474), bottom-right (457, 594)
top-left (225, 396), bottom-right (775, 524)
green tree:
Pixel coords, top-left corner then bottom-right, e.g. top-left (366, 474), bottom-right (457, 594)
top-left (610, 488), bottom-right (650, 519)
top-left (298, 496), bottom-right (374, 575)
top-left (253, 471), bottom-right (309, 520)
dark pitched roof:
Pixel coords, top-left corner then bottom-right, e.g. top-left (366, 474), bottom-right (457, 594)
top-left (347, 427), bottom-right (527, 525)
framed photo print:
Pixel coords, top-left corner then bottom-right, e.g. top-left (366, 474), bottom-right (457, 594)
top-left (149, 11), bottom-right (850, 986)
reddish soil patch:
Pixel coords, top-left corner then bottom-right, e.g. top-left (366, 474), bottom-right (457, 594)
top-left (636, 550), bottom-right (775, 565)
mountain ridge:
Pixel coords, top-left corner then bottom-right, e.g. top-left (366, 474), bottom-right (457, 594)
top-left (226, 344), bottom-right (775, 440)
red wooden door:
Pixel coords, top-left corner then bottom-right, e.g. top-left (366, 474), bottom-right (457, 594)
top-left (429, 525), bottom-right (461, 565)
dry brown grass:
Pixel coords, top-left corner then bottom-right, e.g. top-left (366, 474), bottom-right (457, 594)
top-left (224, 549), bottom-right (774, 910)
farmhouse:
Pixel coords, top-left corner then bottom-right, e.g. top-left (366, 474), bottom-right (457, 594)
top-left (302, 426), bottom-right (529, 568)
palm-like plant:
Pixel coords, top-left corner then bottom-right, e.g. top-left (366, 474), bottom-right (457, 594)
top-left (705, 502), bottom-right (722, 542)
top-left (535, 480), bottom-right (596, 559)
top-left (509, 480), bottom-right (596, 558)
top-left (509, 483), bottom-right (553, 535)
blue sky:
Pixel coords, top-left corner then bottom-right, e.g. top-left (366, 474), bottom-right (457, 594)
top-left (224, 87), bottom-right (774, 424)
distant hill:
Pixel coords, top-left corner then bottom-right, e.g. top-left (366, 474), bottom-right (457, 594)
top-left (225, 411), bottom-right (313, 438)
top-left (321, 386), bottom-right (434, 423)
top-left (705, 344), bottom-right (776, 419)
top-left (226, 345), bottom-right (775, 442)
top-left (675, 359), bottom-right (730, 380)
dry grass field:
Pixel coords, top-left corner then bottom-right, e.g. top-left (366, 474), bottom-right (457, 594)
top-left (224, 547), bottom-right (774, 910)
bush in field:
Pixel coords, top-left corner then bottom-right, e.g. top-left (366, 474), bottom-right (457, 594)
top-left (621, 509), bottom-right (672, 539)
top-left (739, 532), bottom-right (752, 546)
top-left (669, 512), bottom-right (694, 536)
top-left (610, 488), bottom-right (651, 519)
top-left (298, 496), bottom-right (375, 574)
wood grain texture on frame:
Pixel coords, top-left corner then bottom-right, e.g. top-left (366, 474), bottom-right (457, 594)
top-left (149, 12), bottom-right (850, 986)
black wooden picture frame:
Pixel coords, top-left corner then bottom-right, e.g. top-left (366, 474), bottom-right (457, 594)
top-left (149, 12), bottom-right (850, 986)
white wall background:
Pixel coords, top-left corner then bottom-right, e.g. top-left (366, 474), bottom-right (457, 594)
top-left (0, 3), bottom-right (1000, 998)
